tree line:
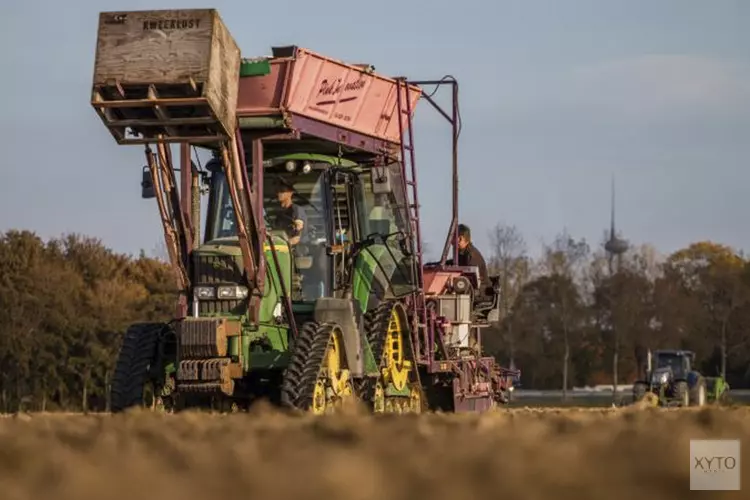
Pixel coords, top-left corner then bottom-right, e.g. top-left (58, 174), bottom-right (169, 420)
top-left (1, 226), bottom-right (749, 412)
top-left (0, 230), bottom-right (176, 412)
top-left (481, 223), bottom-right (750, 395)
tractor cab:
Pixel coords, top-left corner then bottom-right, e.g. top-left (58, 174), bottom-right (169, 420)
top-left (651, 350), bottom-right (694, 381)
top-left (198, 153), bottom-right (353, 302)
top-left (194, 151), bottom-right (417, 308)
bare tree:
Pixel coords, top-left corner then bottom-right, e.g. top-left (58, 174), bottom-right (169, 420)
top-left (542, 231), bottom-right (590, 400)
top-left (487, 223), bottom-right (530, 369)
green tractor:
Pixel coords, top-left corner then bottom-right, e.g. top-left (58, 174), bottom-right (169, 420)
top-left (632, 349), bottom-right (728, 407)
top-left (125, 150), bottom-right (419, 414)
top-left (91, 10), bottom-right (519, 415)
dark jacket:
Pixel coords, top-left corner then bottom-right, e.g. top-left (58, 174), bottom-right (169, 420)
top-left (455, 243), bottom-right (489, 291)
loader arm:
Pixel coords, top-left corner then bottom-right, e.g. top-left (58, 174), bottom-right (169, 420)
top-left (216, 133), bottom-right (264, 324)
top-left (144, 141), bottom-right (191, 292)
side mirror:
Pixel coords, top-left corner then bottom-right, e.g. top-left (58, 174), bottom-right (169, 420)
top-left (141, 166), bottom-right (155, 199)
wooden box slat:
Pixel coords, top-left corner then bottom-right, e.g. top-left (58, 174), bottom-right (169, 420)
top-left (91, 9), bottom-right (240, 144)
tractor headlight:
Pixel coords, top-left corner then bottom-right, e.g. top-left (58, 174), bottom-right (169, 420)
top-left (217, 286), bottom-right (249, 300)
top-left (651, 371), bottom-right (669, 385)
top-left (193, 286), bottom-right (215, 299)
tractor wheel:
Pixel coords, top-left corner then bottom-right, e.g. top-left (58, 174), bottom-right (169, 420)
top-left (280, 321), bottom-right (357, 415)
top-left (674, 381), bottom-right (689, 407)
top-left (690, 379), bottom-right (707, 407)
top-left (110, 322), bottom-right (170, 413)
top-left (359, 301), bottom-right (424, 414)
top-left (718, 388), bottom-right (731, 405)
top-left (633, 382), bottom-right (647, 402)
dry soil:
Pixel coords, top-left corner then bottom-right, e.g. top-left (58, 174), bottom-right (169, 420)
top-left (0, 403), bottom-right (748, 500)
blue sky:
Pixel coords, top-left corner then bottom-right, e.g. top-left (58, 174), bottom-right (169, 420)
top-left (1, 0), bottom-right (748, 261)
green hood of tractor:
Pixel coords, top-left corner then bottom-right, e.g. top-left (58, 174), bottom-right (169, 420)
top-left (194, 236), bottom-right (244, 257)
top-left (195, 232), bottom-right (290, 257)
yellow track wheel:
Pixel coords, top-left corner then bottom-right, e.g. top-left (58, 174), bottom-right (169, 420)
top-left (372, 381), bottom-right (386, 413)
top-left (382, 305), bottom-right (412, 392)
top-left (364, 301), bottom-right (424, 415)
top-left (283, 322), bottom-right (359, 415)
top-left (409, 385), bottom-right (423, 413)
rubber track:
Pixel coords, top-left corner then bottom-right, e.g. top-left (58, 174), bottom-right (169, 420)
top-left (357, 301), bottom-right (420, 408)
top-left (355, 304), bottom-right (389, 405)
top-left (280, 321), bottom-right (335, 410)
top-left (110, 322), bottom-right (165, 413)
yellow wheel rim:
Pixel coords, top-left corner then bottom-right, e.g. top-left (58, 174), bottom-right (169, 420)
top-left (311, 380), bottom-right (327, 415)
top-left (143, 381), bottom-right (157, 411)
top-left (334, 381), bottom-right (355, 409)
top-left (309, 325), bottom-right (357, 415)
top-left (325, 328), bottom-right (351, 396)
top-left (409, 385), bottom-right (423, 413)
top-left (383, 306), bottom-right (411, 391)
top-left (385, 398), bottom-right (395, 413)
top-left (373, 381), bottom-right (385, 413)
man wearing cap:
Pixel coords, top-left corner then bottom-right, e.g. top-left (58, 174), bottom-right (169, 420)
top-left (447, 223), bottom-right (489, 291)
top-left (271, 183), bottom-right (308, 246)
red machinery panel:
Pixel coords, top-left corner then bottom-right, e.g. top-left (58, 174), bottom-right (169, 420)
top-left (236, 47), bottom-right (422, 146)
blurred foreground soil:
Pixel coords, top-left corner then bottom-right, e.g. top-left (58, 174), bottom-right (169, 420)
top-left (0, 404), bottom-right (748, 500)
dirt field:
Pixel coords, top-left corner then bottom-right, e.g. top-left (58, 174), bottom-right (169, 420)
top-left (0, 403), bottom-right (747, 500)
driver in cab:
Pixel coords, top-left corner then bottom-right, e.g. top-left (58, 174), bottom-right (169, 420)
top-left (270, 183), bottom-right (307, 246)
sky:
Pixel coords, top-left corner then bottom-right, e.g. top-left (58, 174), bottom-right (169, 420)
top-left (1, 0), bottom-right (749, 262)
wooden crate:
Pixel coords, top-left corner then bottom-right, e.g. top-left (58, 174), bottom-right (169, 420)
top-left (91, 9), bottom-right (241, 145)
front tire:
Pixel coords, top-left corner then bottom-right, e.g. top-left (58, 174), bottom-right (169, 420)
top-left (633, 382), bottom-right (647, 402)
top-left (673, 381), bottom-right (689, 407)
top-left (110, 322), bottom-right (169, 413)
top-left (690, 379), bottom-right (707, 407)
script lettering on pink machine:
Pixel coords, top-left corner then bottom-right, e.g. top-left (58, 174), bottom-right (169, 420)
top-left (314, 77), bottom-right (367, 106)
top-left (305, 76), bottom-right (368, 123)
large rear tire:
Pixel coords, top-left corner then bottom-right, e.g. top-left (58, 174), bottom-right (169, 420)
top-left (110, 322), bottom-right (170, 413)
top-left (690, 378), bottom-right (707, 407)
top-left (674, 380), bottom-right (689, 407)
top-left (633, 382), bottom-right (647, 402)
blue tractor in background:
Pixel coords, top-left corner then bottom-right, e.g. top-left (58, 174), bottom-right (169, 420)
top-left (632, 349), bottom-right (709, 407)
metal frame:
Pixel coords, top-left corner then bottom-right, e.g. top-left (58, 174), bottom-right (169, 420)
top-left (406, 78), bottom-right (461, 268)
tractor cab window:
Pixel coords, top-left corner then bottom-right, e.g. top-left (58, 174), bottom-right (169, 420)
top-left (655, 354), bottom-right (685, 379)
top-left (205, 164), bottom-right (332, 300)
top-left (356, 163), bottom-right (410, 246)
top-left (263, 166), bottom-right (331, 300)
top-left (207, 171), bottom-right (237, 240)
top-left (354, 163), bottom-right (418, 298)
top-left (262, 169), bottom-right (326, 245)
top-left (207, 167), bottom-right (327, 243)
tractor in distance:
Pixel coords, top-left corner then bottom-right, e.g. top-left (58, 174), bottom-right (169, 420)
top-left (631, 349), bottom-right (728, 407)
top-left (90, 8), bottom-right (519, 415)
